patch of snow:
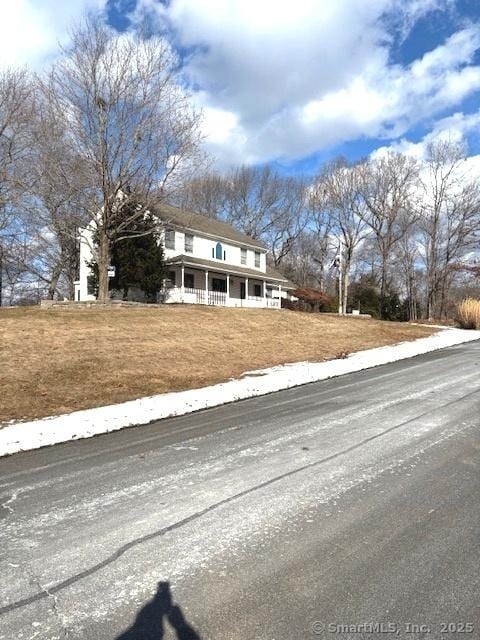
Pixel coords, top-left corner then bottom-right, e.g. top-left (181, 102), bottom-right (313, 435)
top-left (0, 328), bottom-right (478, 457)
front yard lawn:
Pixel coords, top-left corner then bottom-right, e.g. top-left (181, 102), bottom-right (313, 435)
top-left (0, 305), bottom-right (435, 424)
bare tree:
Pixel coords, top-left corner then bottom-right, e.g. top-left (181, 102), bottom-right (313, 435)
top-left (266, 183), bottom-right (307, 268)
top-left (419, 139), bottom-right (480, 319)
top-left (313, 158), bottom-right (368, 312)
top-left (0, 69), bottom-right (32, 214)
top-left (396, 227), bottom-right (420, 321)
top-left (0, 230), bottom-right (45, 305)
top-left (223, 165), bottom-right (307, 265)
top-left (11, 85), bottom-right (93, 300)
top-left (175, 171), bottom-right (227, 218)
top-left (357, 152), bottom-right (418, 318)
top-left (0, 68), bottom-right (33, 305)
top-left (43, 17), bottom-right (204, 301)
top-left (308, 209), bottom-right (334, 291)
top-left (282, 229), bottom-right (337, 291)
top-left (302, 193), bottom-right (333, 292)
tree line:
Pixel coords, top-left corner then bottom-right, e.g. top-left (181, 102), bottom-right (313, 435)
top-left (1, 16), bottom-right (479, 318)
top-left (177, 145), bottom-right (480, 320)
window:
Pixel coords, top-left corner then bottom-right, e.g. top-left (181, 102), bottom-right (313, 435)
top-left (254, 251), bottom-right (261, 268)
top-left (167, 270), bottom-right (176, 286)
top-left (241, 248), bottom-right (247, 265)
top-left (164, 229), bottom-right (175, 250)
top-left (184, 273), bottom-right (194, 289)
top-left (212, 277), bottom-right (227, 292)
top-left (254, 284), bottom-right (262, 297)
top-left (215, 242), bottom-right (223, 260)
top-left (184, 233), bottom-right (194, 253)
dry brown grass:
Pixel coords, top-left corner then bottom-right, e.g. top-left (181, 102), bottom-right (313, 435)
top-left (457, 298), bottom-right (480, 330)
top-left (0, 305), bottom-right (435, 425)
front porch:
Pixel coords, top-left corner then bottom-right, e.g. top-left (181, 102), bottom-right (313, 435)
top-left (162, 265), bottom-right (283, 308)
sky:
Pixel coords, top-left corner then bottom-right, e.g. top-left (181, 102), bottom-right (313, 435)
top-left (1, 0), bottom-right (480, 176)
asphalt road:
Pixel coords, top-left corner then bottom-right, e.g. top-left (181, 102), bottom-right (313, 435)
top-left (1, 340), bottom-right (480, 640)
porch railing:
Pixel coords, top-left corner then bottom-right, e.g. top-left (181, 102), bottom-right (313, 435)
top-left (184, 287), bottom-right (206, 304)
top-left (167, 286), bottom-right (280, 308)
top-left (208, 291), bottom-right (227, 306)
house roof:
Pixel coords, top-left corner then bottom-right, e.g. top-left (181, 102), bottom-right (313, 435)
top-left (154, 203), bottom-right (266, 250)
top-left (166, 254), bottom-right (295, 287)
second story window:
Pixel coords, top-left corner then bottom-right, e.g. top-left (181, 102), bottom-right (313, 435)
top-left (185, 233), bottom-right (194, 253)
top-left (254, 251), bottom-right (261, 268)
top-left (164, 229), bottom-right (175, 250)
top-left (241, 248), bottom-right (247, 265)
top-left (214, 242), bottom-right (224, 260)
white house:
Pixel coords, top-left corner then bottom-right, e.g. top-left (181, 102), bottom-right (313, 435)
top-left (74, 204), bottom-right (296, 308)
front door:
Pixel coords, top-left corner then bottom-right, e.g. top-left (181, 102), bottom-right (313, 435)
top-left (240, 282), bottom-right (246, 300)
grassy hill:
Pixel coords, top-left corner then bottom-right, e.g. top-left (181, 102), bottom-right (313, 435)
top-left (0, 305), bottom-right (434, 424)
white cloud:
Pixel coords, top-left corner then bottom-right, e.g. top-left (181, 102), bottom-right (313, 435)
top-left (0, 0), bottom-right (107, 68)
top-left (3, 0), bottom-right (480, 169)
top-left (138, 0), bottom-right (480, 165)
top-left (295, 26), bottom-right (480, 145)
top-left (201, 105), bottom-right (239, 145)
top-left (168, 0), bottom-right (393, 123)
top-left (372, 109), bottom-right (480, 187)
top-left (372, 109), bottom-right (480, 159)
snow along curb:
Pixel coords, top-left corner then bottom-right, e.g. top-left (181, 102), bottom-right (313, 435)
top-left (1, 328), bottom-right (479, 457)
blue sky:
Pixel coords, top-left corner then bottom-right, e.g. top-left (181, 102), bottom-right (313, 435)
top-left (2, 0), bottom-right (480, 176)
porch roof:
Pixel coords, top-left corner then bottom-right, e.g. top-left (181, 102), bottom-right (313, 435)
top-left (166, 254), bottom-right (295, 288)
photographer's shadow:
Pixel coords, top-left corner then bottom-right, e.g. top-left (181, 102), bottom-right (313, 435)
top-left (116, 581), bottom-right (201, 640)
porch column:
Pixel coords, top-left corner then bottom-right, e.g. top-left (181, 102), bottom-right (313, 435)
top-left (263, 280), bottom-right (267, 307)
top-left (226, 273), bottom-right (230, 306)
top-left (278, 284), bottom-right (281, 308)
top-left (245, 277), bottom-right (249, 306)
top-left (181, 264), bottom-right (185, 303)
top-left (205, 270), bottom-right (209, 305)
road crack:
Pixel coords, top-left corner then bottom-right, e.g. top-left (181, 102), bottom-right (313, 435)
top-left (19, 561), bottom-right (70, 639)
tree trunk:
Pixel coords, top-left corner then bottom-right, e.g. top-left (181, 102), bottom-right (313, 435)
top-left (438, 269), bottom-right (450, 320)
top-left (409, 274), bottom-right (418, 322)
top-left (65, 241), bottom-right (79, 301)
top-left (66, 274), bottom-right (75, 301)
top-left (342, 263), bottom-right (349, 314)
top-left (379, 253), bottom-right (387, 319)
top-left (426, 269), bottom-right (434, 319)
top-left (425, 234), bottom-right (438, 320)
top-left (426, 278), bottom-right (438, 320)
top-left (97, 232), bottom-right (111, 303)
top-left (47, 259), bottom-right (64, 300)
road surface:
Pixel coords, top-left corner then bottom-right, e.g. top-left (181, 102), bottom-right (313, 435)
top-left (1, 341), bottom-right (479, 639)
